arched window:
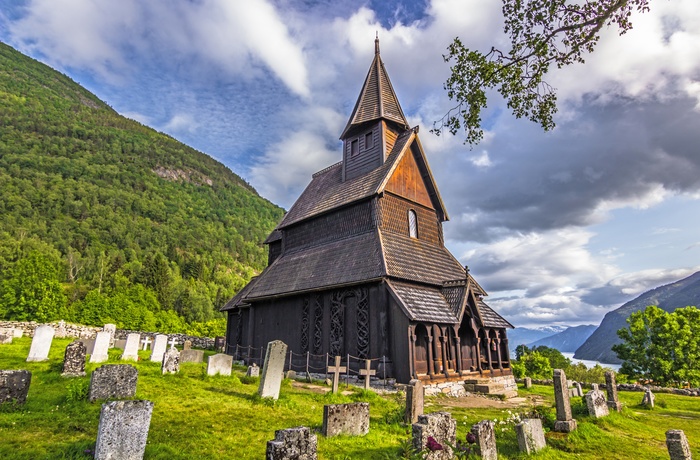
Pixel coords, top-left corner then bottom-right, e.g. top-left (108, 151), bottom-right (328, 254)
top-left (408, 209), bottom-right (418, 238)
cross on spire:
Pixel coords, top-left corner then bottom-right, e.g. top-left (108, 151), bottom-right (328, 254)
top-left (375, 32), bottom-right (380, 55)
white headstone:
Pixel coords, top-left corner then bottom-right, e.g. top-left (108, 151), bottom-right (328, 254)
top-left (103, 324), bottom-right (117, 347)
top-left (90, 331), bottom-right (111, 363)
top-left (207, 353), bottom-right (233, 376)
top-left (94, 400), bottom-right (153, 460)
top-left (26, 325), bottom-right (55, 362)
top-left (149, 334), bottom-right (168, 362)
top-left (13, 328), bottom-right (24, 338)
top-left (258, 340), bottom-right (288, 400)
top-left (121, 333), bottom-right (141, 361)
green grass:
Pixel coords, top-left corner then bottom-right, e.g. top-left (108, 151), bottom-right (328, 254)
top-left (1, 337), bottom-right (699, 459)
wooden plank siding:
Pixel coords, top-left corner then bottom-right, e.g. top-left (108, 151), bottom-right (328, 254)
top-left (384, 146), bottom-right (434, 209)
top-left (344, 122), bottom-right (383, 181)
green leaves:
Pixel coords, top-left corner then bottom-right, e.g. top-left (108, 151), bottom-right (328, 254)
top-left (434, 0), bottom-right (651, 145)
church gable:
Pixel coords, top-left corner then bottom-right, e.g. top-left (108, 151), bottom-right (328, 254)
top-left (385, 141), bottom-right (434, 209)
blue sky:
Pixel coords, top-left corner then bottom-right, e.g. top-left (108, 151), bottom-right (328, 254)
top-left (1, 0), bottom-right (699, 328)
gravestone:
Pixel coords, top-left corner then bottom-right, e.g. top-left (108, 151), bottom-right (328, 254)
top-left (246, 363), bottom-right (260, 377)
top-left (80, 338), bottom-right (96, 355)
top-left (13, 328), bottom-right (23, 338)
top-left (605, 371), bottom-right (622, 412)
top-left (642, 388), bottom-right (655, 408)
top-left (141, 336), bottom-right (152, 351)
top-left (207, 353), bottom-right (233, 376)
top-left (94, 400), bottom-right (153, 460)
top-left (0, 332), bottom-right (12, 344)
top-left (515, 418), bottom-right (546, 454)
top-left (258, 340), bottom-right (288, 400)
top-left (574, 382), bottom-right (583, 397)
top-left (322, 402), bottom-right (370, 437)
top-left (89, 331), bottom-right (111, 363)
top-left (62, 341), bottom-right (87, 377)
top-left (121, 333), bottom-right (141, 361)
top-left (405, 379), bottom-right (424, 424)
top-left (359, 359), bottom-right (376, 390)
top-left (150, 334), bottom-right (168, 362)
top-left (113, 340), bottom-right (126, 350)
top-left (215, 336), bottom-right (226, 352)
top-left (286, 370), bottom-right (297, 379)
top-left (26, 325), bottom-right (55, 362)
top-left (88, 364), bottom-right (138, 402)
top-left (55, 320), bottom-right (67, 338)
top-left (327, 355), bottom-right (346, 394)
top-left (553, 369), bottom-right (577, 432)
top-left (666, 429), bottom-right (692, 460)
top-left (591, 383), bottom-right (599, 391)
top-left (161, 347), bottom-right (180, 374)
top-left (412, 412), bottom-right (456, 460)
top-left (102, 324), bottom-right (117, 347)
top-left (524, 377), bottom-right (532, 389)
top-left (180, 349), bottom-right (204, 363)
top-left (584, 389), bottom-right (609, 418)
top-left (183, 340), bottom-right (192, 350)
top-left (0, 370), bottom-right (31, 405)
top-left (266, 426), bottom-right (317, 460)
top-left (472, 420), bottom-right (498, 460)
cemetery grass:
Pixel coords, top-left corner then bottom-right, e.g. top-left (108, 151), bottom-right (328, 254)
top-left (0, 338), bottom-right (698, 459)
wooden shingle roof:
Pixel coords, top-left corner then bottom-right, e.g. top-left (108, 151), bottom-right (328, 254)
top-left (387, 280), bottom-right (459, 323)
top-left (477, 300), bottom-right (514, 329)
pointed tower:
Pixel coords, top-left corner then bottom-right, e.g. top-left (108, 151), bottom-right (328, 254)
top-left (222, 39), bottom-right (514, 390)
top-left (340, 36), bottom-right (411, 181)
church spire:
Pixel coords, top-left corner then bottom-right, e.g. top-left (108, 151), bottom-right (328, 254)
top-left (340, 36), bottom-right (409, 139)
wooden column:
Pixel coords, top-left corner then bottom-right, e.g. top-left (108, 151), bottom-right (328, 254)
top-left (486, 330), bottom-right (494, 372)
top-left (453, 325), bottom-right (463, 375)
top-left (408, 325), bottom-right (416, 380)
top-left (426, 328), bottom-right (435, 379)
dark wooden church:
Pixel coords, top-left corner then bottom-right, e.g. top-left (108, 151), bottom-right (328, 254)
top-left (222, 39), bottom-right (514, 385)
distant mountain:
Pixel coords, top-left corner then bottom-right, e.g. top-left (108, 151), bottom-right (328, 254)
top-left (575, 271), bottom-right (700, 364)
top-left (508, 325), bottom-right (567, 352)
top-left (528, 325), bottom-right (597, 352)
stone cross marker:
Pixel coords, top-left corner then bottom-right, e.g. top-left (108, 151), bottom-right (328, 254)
top-left (88, 364), bottom-right (138, 402)
top-left (322, 402), bottom-right (370, 437)
top-left (150, 334), bottom-right (168, 362)
top-left (258, 340), bottom-right (288, 400)
top-left (553, 369), bottom-right (577, 432)
top-left (207, 353), bottom-right (233, 376)
top-left (121, 333), bottom-right (141, 361)
top-left (27, 325), bottom-right (55, 362)
top-left (62, 341), bottom-right (87, 377)
top-left (89, 331), bottom-right (111, 363)
top-left (412, 412), bottom-right (456, 460)
top-left (472, 420), bottom-right (498, 460)
top-left (666, 429), bottom-right (692, 460)
top-left (405, 379), bottom-right (424, 424)
top-left (266, 426), bottom-right (318, 460)
top-left (168, 337), bottom-right (178, 349)
top-left (605, 371), bottom-right (622, 412)
top-left (359, 359), bottom-right (376, 390)
top-left (161, 347), bottom-right (180, 374)
top-left (0, 370), bottom-right (32, 405)
top-left (94, 400), bottom-right (153, 460)
top-left (515, 418), bottom-right (546, 454)
top-left (584, 389), bottom-right (609, 418)
top-left (141, 336), bottom-right (152, 351)
top-left (327, 355), bottom-right (346, 394)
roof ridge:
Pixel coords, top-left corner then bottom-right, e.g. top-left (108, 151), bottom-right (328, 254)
top-left (312, 161), bottom-right (342, 178)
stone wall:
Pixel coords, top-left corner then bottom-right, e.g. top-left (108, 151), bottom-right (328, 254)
top-left (0, 321), bottom-right (215, 350)
top-left (516, 378), bottom-right (700, 397)
top-left (424, 375), bottom-right (517, 397)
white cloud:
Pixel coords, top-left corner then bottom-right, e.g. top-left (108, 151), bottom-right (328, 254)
top-left (162, 113), bottom-right (199, 135)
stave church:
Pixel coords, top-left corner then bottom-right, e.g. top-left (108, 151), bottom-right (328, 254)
top-left (222, 38), bottom-right (514, 387)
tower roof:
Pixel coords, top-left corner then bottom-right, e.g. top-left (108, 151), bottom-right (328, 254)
top-left (339, 36), bottom-right (410, 139)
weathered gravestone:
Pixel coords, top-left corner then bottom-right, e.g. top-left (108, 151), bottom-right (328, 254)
top-left (584, 389), bottom-right (610, 418)
top-left (605, 371), bottom-right (622, 412)
top-left (12, 328), bottom-right (23, 338)
top-left (412, 412), bottom-right (456, 460)
top-left (405, 379), bottom-right (424, 424)
top-left (515, 418), bottom-right (546, 455)
top-left (161, 347), bottom-right (180, 374)
top-left (62, 341), bottom-right (87, 377)
top-left (286, 370), bottom-right (297, 379)
top-left (214, 336), bottom-right (226, 352)
top-left (102, 323), bottom-right (117, 347)
top-left (88, 364), bottom-right (138, 402)
top-left (183, 340), bottom-right (192, 350)
top-left (55, 320), bottom-right (67, 338)
top-left (524, 377), bottom-right (532, 389)
top-left (0, 332), bottom-right (12, 344)
top-left (322, 402), bottom-right (370, 437)
top-left (26, 325), bottom-right (55, 362)
top-left (149, 334), bottom-right (168, 362)
top-left (180, 349), bottom-right (204, 363)
top-left (113, 340), bottom-right (126, 350)
top-left (207, 353), bottom-right (233, 376)
top-left (266, 426), bottom-right (318, 460)
top-left (94, 400), bottom-right (153, 460)
top-left (472, 420), bottom-right (498, 460)
top-left (80, 338), bottom-right (96, 355)
top-left (574, 382), bottom-right (583, 397)
top-left (246, 363), bottom-right (260, 377)
top-left (258, 340), bottom-right (288, 400)
top-left (591, 383), bottom-right (599, 391)
top-left (642, 388), bottom-right (655, 408)
top-left (121, 333), bottom-right (141, 361)
top-left (89, 331), bottom-right (111, 363)
top-left (553, 369), bottom-right (577, 432)
top-left (0, 370), bottom-right (31, 405)
top-left (666, 429), bottom-right (692, 460)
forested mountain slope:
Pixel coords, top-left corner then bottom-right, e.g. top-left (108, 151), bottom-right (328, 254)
top-left (0, 42), bottom-right (284, 334)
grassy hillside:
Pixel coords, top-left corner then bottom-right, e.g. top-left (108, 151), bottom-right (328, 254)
top-left (0, 42), bottom-right (284, 334)
top-left (1, 337), bottom-right (699, 459)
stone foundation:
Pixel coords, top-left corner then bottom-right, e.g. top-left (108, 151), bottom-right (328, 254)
top-left (424, 374), bottom-right (517, 398)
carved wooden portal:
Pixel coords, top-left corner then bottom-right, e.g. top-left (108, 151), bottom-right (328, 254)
top-left (330, 287), bottom-right (370, 358)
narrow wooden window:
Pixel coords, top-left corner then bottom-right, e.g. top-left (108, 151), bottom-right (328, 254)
top-left (364, 132), bottom-right (373, 150)
top-left (351, 139), bottom-right (359, 157)
top-left (408, 209), bottom-right (418, 238)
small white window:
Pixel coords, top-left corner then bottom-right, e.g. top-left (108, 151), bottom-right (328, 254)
top-left (408, 210), bottom-right (418, 238)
